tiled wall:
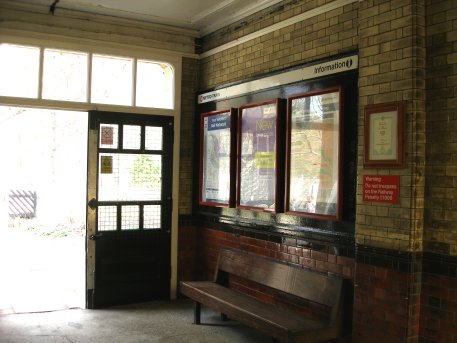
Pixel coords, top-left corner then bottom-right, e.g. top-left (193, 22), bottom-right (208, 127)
top-left (353, 263), bottom-right (414, 343)
top-left (354, 247), bottom-right (423, 343)
top-left (421, 255), bottom-right (457, 342)
top-left (421, 0), bottom-right (457, 341)
top-left (425, 0), bottom-right (457, 256)
top-left (178, 58), bottom-right (199, 215)
top-left (356, 0), bottom-right (426, 252)
top-left (354, 1), bottom-right (426, 341)
top-left (199, 0), bottom-right (358, 90)
top-left (114, 0), bottom-right (457, 341)
top-left (177, 224), bottom-right (197, 282)
top-left (195, 226), bottom-right (354, 281)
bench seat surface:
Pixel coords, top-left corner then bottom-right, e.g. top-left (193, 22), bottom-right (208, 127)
top-left (180, 280), bottom-right (327, 334)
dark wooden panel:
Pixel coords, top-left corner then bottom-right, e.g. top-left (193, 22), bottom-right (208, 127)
top-left (94, 229), bottom-right (170, 307)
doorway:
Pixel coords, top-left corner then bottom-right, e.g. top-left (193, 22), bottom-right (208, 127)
top-left (0, 106), bottom-right (87, 314)
top-left (86, 111), bottom-right (173, 308)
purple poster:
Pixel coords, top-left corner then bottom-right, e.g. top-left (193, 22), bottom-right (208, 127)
top-left (239, 102), bottom-right (277, 210)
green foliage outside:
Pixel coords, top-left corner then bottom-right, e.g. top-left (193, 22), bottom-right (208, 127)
top-left (131, 154), bottom-right (161, 188)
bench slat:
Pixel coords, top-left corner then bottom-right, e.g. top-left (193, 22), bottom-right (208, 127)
top-left (216, 248), bottom-right (343, 308)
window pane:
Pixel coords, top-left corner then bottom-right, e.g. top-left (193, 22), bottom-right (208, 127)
top-left (98, 206), bottom-right (117, 231)
top-left (43, 49), bottom-right (88, 102)
top-left (98, 154), bottom-right (162, 201)
top-left (144, 205), bottom-right (161, 229)
top-left (145, 126), bottom-right (163, 150)
top-left (136, 60), bottom-right (173, 109)
top-left (0, 44), bottom-right (40, 98)
top-left (123, 125), bottom-right (141, 150)
top-left (121, 205), bottom-right (139, 230)
top-left (91, 54), bottom-right (133, 106)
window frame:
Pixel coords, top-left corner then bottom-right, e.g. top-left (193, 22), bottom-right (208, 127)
top-left (285, 87), bottom-right (343, 221)
top-left (0, 39), bottom-right (177, 113)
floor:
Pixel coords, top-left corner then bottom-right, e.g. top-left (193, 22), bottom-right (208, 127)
top-left (0, 299), bottom-right (270, 343)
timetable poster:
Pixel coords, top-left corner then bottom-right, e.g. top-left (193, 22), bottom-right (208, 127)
top-left (287, 89), bottom-right (341, 219)
top-left (201, 111), bottom-right (231, 204)
top-left (239, 102), bottom-right (277, 209)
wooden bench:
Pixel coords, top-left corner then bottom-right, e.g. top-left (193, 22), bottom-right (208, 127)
top-left (180, 248), bottom-right (349, 343)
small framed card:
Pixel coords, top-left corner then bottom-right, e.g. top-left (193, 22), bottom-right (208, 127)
top-left (364, 101), bottom-right (406, 168)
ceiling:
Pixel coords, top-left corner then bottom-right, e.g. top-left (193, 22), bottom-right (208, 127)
top-left (9, 0), bottom-right (284, 36)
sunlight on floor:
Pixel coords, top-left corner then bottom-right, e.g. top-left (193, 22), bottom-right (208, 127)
top-left (0, 227), bottom-right (85, 313)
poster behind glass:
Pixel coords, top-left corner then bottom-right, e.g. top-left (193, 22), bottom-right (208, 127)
top-left (237, 100), bottom-right (279, 212)
top-left (200, 109), bottom-right (233, 206)
top-left (286, 88), bottom-right (342, 220)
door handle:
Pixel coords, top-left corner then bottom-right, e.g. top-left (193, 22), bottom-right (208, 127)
top-left (88, 198), bottom-right (98, 210)
top-left (89, 233), bottom-right (103, 241)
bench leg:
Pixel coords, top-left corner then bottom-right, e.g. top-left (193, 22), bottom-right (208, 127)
top-left (194, 301), bottom-right (201, 325)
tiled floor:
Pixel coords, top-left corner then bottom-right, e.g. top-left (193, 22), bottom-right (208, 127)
top-left (0, 299), bottom-right (270, 343)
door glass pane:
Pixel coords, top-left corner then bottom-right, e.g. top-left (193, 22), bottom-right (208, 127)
top-left (145, 126), bottom-right (163, 150)
top-left (98, 154), bottom-right (162, 201)
top-left (123, 125), bottom-right (141, 150)
top-left (99, 124), bottom-right (119, 149)
top-left (43, 49), bottom-right (88, 102)
top-left (121, 205), bottom-right (139, 230)
top-left (136, 60), bottom-right (173, 109)
top-left (98, 206), bottom-right (117, 231)
top-left (91, 54), bottom-right (133, 106)
top-left (144, 205), bottom-right (161, 229)
top-left (0, 44), bottom-right (40, 98)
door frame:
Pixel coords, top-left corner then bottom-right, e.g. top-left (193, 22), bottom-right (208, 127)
top-left (0, 32), bottom-right (184, 306)
top-left (86, 111), bottom-right (180, 306)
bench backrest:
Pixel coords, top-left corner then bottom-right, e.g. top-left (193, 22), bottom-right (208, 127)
top-left (214, 248), bottom-right (344, 320)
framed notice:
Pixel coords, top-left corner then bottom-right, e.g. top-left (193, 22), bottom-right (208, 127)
top-left (285, 87), bottom-right (342, 220)
top-left (364, 101), bottom-right (406, 168)
top-left (199, 109), bottom-right (236, 207)
top-left (237, 99), bottom-right (283, 212)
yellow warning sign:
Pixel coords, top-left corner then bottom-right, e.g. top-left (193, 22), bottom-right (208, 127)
top-left (101, 156), bottom-right (113, 174)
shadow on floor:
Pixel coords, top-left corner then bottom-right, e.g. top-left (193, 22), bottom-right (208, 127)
top-left (0, 299), bottom-right (272, 343)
